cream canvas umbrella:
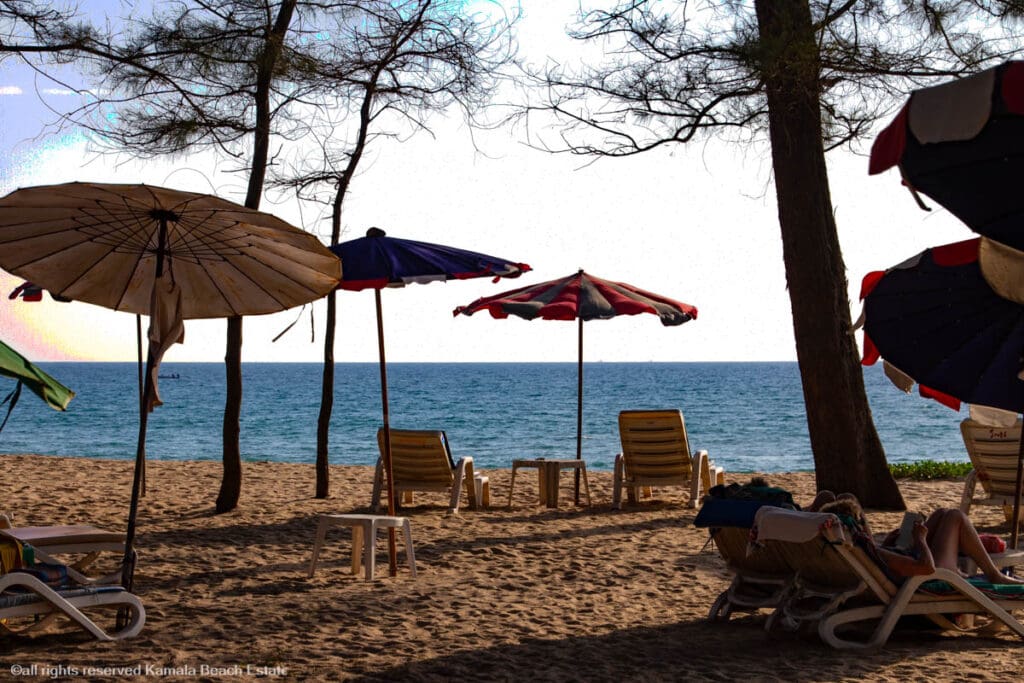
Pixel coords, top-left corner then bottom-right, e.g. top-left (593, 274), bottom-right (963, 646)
top-left (0, 181), bottom-right (341, 589)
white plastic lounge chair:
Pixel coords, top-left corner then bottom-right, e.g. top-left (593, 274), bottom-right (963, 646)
top-left (959, 418), bottom-right (1024, 525)
top-left (613, 409), bottom-right (724, 509)
top-left (371, 429), bottom-right (489, 514)
top-left (754, 506), bottom-right (1024, 649)
top-left (708, 525), bottom-right (800, 625)
top-left (0, 570), bottom-right (145, 641)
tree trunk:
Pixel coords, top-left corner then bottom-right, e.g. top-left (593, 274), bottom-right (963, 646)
top-left (315, 291), bottom-right (337, 498)
top-left (215, 0), bottom-right (298, 514)
top-left (216, 315), bottom-right (243, 512)
top-left (754, 0), bottom-right (904, 509)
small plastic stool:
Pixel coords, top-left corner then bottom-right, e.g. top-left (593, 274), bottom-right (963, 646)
top-left (308, 514), bottom-right (416, 580)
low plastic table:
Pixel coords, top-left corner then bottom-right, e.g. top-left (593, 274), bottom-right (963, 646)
top-left (308, 514), bottom-right (416, 581)
top-left (507, 458), bottom-right (592, 508)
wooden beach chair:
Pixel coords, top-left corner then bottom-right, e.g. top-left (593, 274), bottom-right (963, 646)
top-left (613, 409), bottom-right (724, 509)
top-left (755, 507), bottom-right (1024, 649)
top-left (371, 429), bottom-right (489, 514)
top-left (959, 418), bottom-right (1024, 526)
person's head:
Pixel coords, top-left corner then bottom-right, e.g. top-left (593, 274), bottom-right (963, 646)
top-left (819, 498), bottom-right (862, 518)
top-left (819, 497), bottom-right (867, 532)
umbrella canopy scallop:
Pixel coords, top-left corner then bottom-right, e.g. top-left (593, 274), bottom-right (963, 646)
top-left (0, 182), bottom-right (342, 317)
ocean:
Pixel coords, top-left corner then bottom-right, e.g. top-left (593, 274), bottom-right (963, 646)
top-left (0, 362), bottom-right (972, 473)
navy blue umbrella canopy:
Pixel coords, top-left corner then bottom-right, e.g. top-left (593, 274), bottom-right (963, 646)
top-left (329, 228), bottom-right (530, 574)
top-left (870, 61), bottom-right (1024, 251)
top-left (860, 236), bottom-right (1024, 545)
top-left (861, 238), bottom-right (1024, 413)
top-left (331, 227), bottom-right (530, 290)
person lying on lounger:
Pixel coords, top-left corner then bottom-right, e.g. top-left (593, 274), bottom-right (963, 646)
top-left (812, 494), bottom-right (1024, 586)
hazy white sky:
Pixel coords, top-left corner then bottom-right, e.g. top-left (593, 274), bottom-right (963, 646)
top-left (0, 2), bottom-right (974, 364)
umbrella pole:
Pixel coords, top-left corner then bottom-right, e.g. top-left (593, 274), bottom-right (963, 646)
top-left (575, 316), bottom-right (583, 505)
top-left (375, 289), bottom-right (399, 576)
top-left (1012, 429), bottom-right (1024, 550)
top-left (121, 349), bottom-right (154, 594)
top-left (136, 314), bottom-right (146, 498)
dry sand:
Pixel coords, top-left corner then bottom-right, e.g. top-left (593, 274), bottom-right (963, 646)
top-left (0, 454), bottom-right (1022, 681)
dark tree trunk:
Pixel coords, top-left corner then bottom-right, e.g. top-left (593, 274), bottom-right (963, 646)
top-left (216, 0), bottom-right (298, 513)
top-left (315, 291), bottom-right (337, 498)
top-left (216, 315), bottom-right (243, 513)
top-left (754, 0), bottom-right (904, 509)
top-left (314, 81), bottom-right (376, 498)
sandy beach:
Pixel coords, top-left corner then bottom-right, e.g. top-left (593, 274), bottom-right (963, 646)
top-left (1, 454), bottom-right (1022, 682)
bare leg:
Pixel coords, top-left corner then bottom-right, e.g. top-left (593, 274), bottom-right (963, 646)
top-left (925, 509), bottom-right (1024, 584)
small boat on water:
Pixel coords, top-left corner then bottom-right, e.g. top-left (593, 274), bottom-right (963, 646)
top-left (158, 373), bottom-right (180, 379)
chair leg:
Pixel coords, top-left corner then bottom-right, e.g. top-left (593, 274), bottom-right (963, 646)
top-left (308, 516), bottom-right (330, 578)
top-left (612, 453), bottom-right (625, 510)
top-left (351, 524), bottom-right (364, 577)
top-left (463, 457), bottom-right (478, 510)
top-left (370, 458), bottom-right (385, 512)
top-left (401, 520), bottom-right (417, 578)
top-left (960, 470), bottom-right (977, 514)
top-left (475, 474), bottom-right (490, 508)
top-left (689, 451), bottom-right (706, 509)
top-left (450, 458), bottom-right (469, 514)
top-left (364, 522), bottom-right (377, 581)
top-left (580, 466), bottom-right (592, 506)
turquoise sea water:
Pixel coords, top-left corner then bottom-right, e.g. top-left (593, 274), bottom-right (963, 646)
top-left (0, 362), bottom-right (972, 473)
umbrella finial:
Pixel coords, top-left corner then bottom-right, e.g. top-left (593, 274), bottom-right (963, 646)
top-left (367, 227), bottom-right (386, 238)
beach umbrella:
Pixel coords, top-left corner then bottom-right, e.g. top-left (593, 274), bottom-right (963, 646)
top-left (0, 181), bottom-right (342, 589)
top-left (859, 237), bottom-right (1024, 547)
top-left (0, 338), bottom-right (74, 433)
top-left (329, 227), bottom-right (530, 574)
top-left (869, 60), bottom-right (1024, 250)
top-left (453, 269), bottom-right (697, 502)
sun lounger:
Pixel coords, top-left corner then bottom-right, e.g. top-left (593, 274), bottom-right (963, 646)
top-left (371, 429), bottom-right (488, 514)
top-left (613, 409), bottom-right (725, 509)
top-left (0, 519), bottom-right (127, 585)
top-left (959, 418), bottom-right (1024, 526)
top-left (754, 506), bottom-right (1024, 649)
top-left (0, 569), bottom-right (145, 640)
top-left (695, 497), bottom-right (798, 624)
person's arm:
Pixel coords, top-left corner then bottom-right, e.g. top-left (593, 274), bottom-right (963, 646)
top-left (875, 521), bottom-right (936, 577)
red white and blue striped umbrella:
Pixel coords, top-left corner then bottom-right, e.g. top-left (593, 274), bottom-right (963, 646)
top-left (859, 237), bottom-right (1024, 545)
top-left (870, 61), bottom-right (1024, 251)
top-left (454, 270), bottom-right (697, 501)
top-left (329, 228), bottom-right (529, 563)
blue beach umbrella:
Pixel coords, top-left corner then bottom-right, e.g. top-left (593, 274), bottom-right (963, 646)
top-left (329, 228), bottom-right (530, 571)
top-left (859, 237), bottom-right (1024, 546)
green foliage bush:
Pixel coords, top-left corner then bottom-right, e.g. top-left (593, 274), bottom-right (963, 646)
top-left (889, 460), bottom-right (973, 480)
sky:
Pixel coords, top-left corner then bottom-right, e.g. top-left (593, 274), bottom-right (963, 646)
top-left (0, 2), bottom-right (974, 364)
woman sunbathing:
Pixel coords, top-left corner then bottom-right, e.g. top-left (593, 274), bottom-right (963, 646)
top-left (814, 494), bottom-right (1024, 585)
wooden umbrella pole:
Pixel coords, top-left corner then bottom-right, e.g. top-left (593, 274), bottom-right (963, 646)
top-left (575, 315), bottom-right (583, 505)
top-left (375, 289), bottom-right (399, 576)
top-left (1012, 429), bottom-right (1024, 550)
